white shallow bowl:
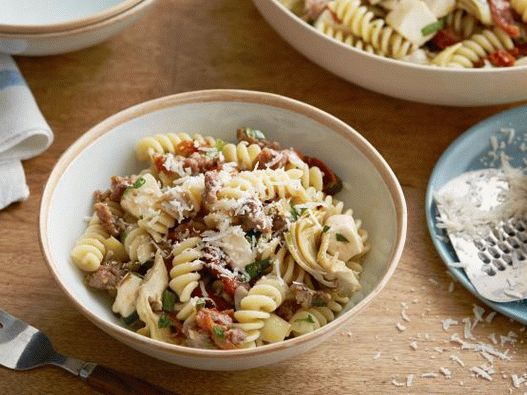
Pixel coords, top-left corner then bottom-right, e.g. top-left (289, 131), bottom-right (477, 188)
top-left (39, 90), bottom-right (407, 370)
top-left (0, 0), bottom-right (143, 34)
top-left (253, 0), bottom-right (527, 106)
top-left (0, 0), bottom-right (155, 56)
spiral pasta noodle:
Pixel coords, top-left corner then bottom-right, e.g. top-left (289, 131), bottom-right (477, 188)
top-left (512, 0), bottom-right (527, 22)
top-left (135, 133), bottom-right (216, 161)
top-left (71, 214), bottom-right (109, 272)
top-left (222, 141), bottom-right (262, 170)
top-left (445, 9), bottom-right (478, 39)
top-left (169, 237), bottom-right (204, 302)
top-left (314, 11), bottom-right (381, 55)
top-left (124, 226), bottom-right (155, 264)
top-left (138, 211), bottom-right (176, 242)
top-left (218, 168), bottom-right (309, 202)
top-left (432, 28), bottom-right (514, 68)
top-left (289, 292), bottom-right (350, 336)
top-left (234, 276), bottom-right (288, 347)
top-left (328, 0), bottom-right (418, 59)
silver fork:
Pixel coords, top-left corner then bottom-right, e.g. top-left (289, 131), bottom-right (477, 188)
top-left (0, 309), bottom-right (174, 394)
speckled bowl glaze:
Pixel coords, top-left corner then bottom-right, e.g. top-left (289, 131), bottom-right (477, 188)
top-left (39, 90), bottom-right (407, 370)
top-left (253, 0), bottom-right (527, 107)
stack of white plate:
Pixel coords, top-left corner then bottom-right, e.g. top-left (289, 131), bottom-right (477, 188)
top-left (0, 0), bottom-right (156, 56)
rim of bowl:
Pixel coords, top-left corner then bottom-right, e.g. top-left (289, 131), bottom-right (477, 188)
top-left (0, 0), bottom-right (144, 35)
top-left (39, 89), bottom-right (407, 358)
top-left (260, 0), bottom-right (527, 74)
top-left (0, 0), bottom-right (155, 39)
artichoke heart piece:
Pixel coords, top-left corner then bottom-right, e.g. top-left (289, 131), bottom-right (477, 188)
top-left (112, 272), bottom-right (142, 318)
top-left (121, 173), bottom-right (162, 219)
top-left (135, 252), bottom-right (173, 343)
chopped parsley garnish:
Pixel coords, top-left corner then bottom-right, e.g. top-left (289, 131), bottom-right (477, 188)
top-left (421, 20), bottom-right (444, 36)
top-left (245, 128), bottom-right (266, 140)
top-left (162, 289), bottom-right (177, 312)
top-left (322, 225), bottom-right (330, 233)
top-left (122, 311), bottom-right (139, 325)
top-left (311, 297), bottom-right (327, 307)
top-left (120, 231), bottom-right (128, 243)
top-left (212, 326), bottom-right (225, 339)
top-left (245, 230), bottom-right (261, 243)
top-left (158, 313), bottom-right (171, 329)
top-left (214, 139), bottom-right (226, 152)
top-left (336, 233), bottom-right (349, 243)
top-left (291, 206), bottom-right (306, 221)
top-left (127, 177), bottom-right (145, 190)
top-left (196, 298), bottom-right (206, 310)
top-left (245, 258), bottom-right (271, 280)
top-left (295, 314), bottom-right (315, 324)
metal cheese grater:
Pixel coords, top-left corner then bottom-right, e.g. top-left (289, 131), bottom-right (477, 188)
top-left (436, 169), bottom-right (527, 303)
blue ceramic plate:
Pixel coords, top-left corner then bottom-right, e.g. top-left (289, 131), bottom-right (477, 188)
top-left (426, 106), bottom-right (527, 324)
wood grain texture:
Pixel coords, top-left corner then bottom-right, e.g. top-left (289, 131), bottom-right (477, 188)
top-left (1, 1), bottom-right (526, 394)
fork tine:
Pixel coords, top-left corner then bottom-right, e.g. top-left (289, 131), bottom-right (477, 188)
top-left (0, 309), bottom-right (16, 328)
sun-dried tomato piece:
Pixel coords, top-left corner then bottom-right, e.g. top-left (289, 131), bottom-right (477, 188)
top-left (488, 49), bottom-right (516, 67)
top-left (430, 28), bottom-right (461, 50)
top-left (489, 0), bottom-right (520, 38)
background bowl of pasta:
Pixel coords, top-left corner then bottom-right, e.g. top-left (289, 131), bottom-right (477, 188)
top-left (253, 0), bottom-right (527, 106)
top-left (39, 89), bottom-right (406, 370)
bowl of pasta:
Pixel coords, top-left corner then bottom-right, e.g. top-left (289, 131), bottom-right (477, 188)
top-left (39, 89), bottom-right (406, 370)
top-left (253, 0), bottom-right (527, 106)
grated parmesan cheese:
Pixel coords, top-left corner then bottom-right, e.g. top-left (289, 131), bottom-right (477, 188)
top-left (450, 355), bottom-right (465, 367)
top-left (485, 312), bottom-right (497, 323)
top-left (512, 374), bottom-right (526, 388)
top-left (470, 366), bottom-right (493, 381)
top-left (421, 373), bottom-right (439, 378)
top-left (391, 379), bottom-right (405, 387)
top-left (396, 322), bottom-right (407, 332)
top-left (440, 367), bottom-right (452, 378)
top-left (442, 318), bottom-right (458, 331)
top-left (406, 374), bottom-right (414, 387)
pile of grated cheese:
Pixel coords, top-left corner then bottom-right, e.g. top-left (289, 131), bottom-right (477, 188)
top-left (434, 129), bottom-right (527, 238)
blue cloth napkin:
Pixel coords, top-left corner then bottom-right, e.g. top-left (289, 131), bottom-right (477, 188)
top-left (0, 54), bottom-right (53, 209)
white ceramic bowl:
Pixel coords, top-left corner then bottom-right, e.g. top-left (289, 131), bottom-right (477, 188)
top-left (39, 90), bottom-right (407, 370)
top-left (0, 0), bottom-right (155, 56)
top-left (253, 0), bottom-right (527, 106)
top-left (0, 0), bottom-right (143, 34)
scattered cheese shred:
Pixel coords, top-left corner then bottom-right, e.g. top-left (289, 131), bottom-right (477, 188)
top-left (470, 366), bottom-right (493, 381)
top-left (391, 379), bottom-right (405, 387)
top-left (406, 374), bottom-right (414, 387)
top-left (442, 318), bottom-right (458, 331)
top-left (511, 374), bottom-right (526, 388)
top-left (396, 323), bottom-right (407, 332)
top-left (450, 355), bottom-right (465, 367)
top-left (421, 373), bottom-right (439, 378)
top-left (485, 312), bottom-right (497, 323)
top-left (440, 367), bottom-right (452, 378)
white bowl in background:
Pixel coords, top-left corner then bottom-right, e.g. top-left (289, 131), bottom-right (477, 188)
top-left (0, 0), bottom-right (155, 56)
top-left (0, 0), bottom-right (143, 34)
top-left (39, 90), bottom-right (407, 370)
top-left (253, 0), bottom-right (527, 106)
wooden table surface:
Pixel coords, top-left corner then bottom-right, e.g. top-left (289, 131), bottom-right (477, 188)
top-left (1, 1), bottom-right (526, 394)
